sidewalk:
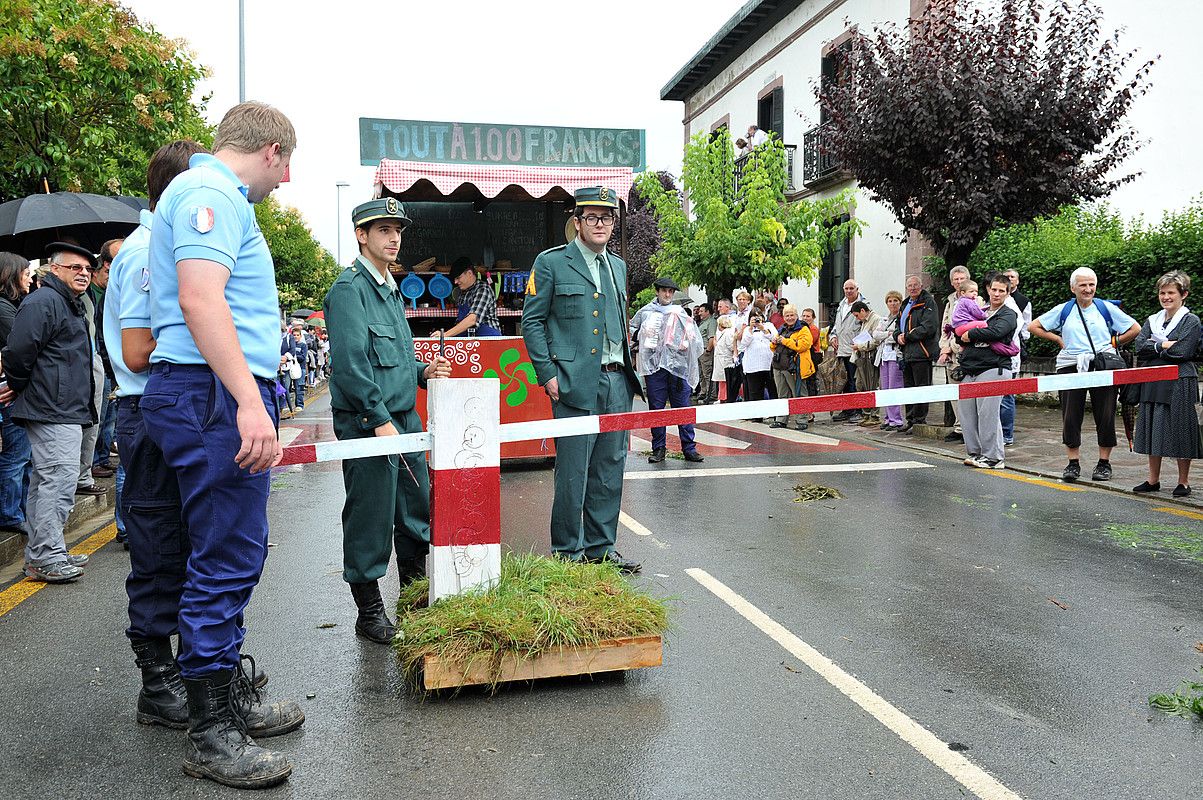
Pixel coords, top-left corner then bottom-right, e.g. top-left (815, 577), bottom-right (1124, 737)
top-left (810, 400), bottom-right (1203, 511)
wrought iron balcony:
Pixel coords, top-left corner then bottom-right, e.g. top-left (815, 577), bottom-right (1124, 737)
top-left (802, 122), bottom-right (846, 188)
top-left (733, 144), bottom-right (797, 196)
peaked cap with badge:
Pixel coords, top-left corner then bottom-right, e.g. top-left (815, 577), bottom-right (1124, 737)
top-left (352, 197), bottom-right (412, 230)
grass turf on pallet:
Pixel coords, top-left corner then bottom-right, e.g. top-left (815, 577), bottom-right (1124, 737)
top-left (394, 552), bottom-right (670, 693)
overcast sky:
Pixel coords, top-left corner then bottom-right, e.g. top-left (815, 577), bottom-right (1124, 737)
top-left (123, 0), bottom-right (1201, 263)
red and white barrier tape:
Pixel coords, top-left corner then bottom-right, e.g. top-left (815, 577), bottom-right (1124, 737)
top-left (279, 365), bottom-right (1179, 466)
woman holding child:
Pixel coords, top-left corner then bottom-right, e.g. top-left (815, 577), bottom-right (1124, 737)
top-left (955, 273), bottom-right (1019, 469)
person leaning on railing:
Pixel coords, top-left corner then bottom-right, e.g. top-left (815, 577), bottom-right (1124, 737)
top-left (1029, 267), bottom-right (1140, 483)
top-left (1130, 270), bottom-right (1200, 498)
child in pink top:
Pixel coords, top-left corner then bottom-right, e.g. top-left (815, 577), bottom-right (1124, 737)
top-left (945, 283), bottom-right (1019, 356)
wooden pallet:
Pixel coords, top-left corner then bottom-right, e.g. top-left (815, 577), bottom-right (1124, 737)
top-left (422, 635), bottom-right (663, 691)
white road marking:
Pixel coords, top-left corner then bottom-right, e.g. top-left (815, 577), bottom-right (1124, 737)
top-left (719, 418), bottom-right (842, 447)
top-left (686, 568), bottom-right (1023, 800)
top-left (624, 461), bottom-right (933, 479)
top-left (278, 427), bottom-right (303, 447)
top-left (630, 435), bottom-right (653, 451)
top-left (619, 511), bottom-right (653, 537)
top-left (630, 431), bottom-right (751, 451)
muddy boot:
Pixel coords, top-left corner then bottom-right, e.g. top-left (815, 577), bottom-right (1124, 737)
top-left (182, 669), bottom-right (292, 790)
top-left (232, 655), bottom-right (305, 738)
top-left (349, 581), bottom-right (395, 644)
top-left (130, 637), bottom-right (188, 729)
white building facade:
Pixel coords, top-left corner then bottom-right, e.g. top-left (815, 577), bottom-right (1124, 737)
top-left (660, 0), bottom-right (935, 320)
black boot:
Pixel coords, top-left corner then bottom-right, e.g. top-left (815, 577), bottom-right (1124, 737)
top-left (350, 581), bottom-right (396, 644)
top-left (232, 655), bottom-right (305, 738)
top-left (396, 554), bottom-right (426, 586)
top-left (130, 637), bottom-right (188, 729)
top-left (182, 670), bottom-right (292, 789)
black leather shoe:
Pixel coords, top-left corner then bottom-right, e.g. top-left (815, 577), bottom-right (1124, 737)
top-left (1174, 484), bottom-right (1192, 497)
top-left (1091, 460), bottom-right (1112, 481)
top-left (648, 448), bottom-right (666, 464)
top-left (588, 552), bottom-right (641, 574)
top-left (683, 451), bottom-right (704, 463)
top-left (1133, 481), bottom-right (1160, 493)
top-left (943, 432), bottom-right (964, 443)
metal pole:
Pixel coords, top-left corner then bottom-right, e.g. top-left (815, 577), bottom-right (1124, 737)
top-left (335, 181), bottom-right (350, 264)
top-left (238, 0), bottom-right (246, 102)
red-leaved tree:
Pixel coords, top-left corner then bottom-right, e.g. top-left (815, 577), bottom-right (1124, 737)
top-left (817, 0), bottom-right (1156, 265)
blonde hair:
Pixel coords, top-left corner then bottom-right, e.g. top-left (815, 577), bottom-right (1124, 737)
top-left (885, 290), bottom-right (903, 304)
top-left (213, 101), bottom-right (297, 156)
top-left (959, 280), bottom-right (978, 296)
top-left (782, 304), bottom-right (798, 315)
top-left (736, 291), bottom-right (752, 302)
top-left (717, 315), bottom-right (733, 330)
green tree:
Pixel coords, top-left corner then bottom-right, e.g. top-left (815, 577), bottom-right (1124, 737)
top-left (256, 198), bottom-right (341, 312)
top-left (637, 129), bottom-right (860, 302)
top-left (0, 0), bottom-right (212, 202)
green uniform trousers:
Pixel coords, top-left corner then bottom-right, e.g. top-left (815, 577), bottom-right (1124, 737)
top-left (333, 407), bottom-right (430, 583)
top-left (550, 370), bottom-right (632, 559)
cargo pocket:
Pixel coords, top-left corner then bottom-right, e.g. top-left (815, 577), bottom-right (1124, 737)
top-left (368, 323), bottom-right (401, 367)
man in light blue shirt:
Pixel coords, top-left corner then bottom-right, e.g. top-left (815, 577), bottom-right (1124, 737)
top-left (142, 103), bottom-right (303, 790)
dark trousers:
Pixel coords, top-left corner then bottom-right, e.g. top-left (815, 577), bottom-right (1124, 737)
top-left (550, 371), bottom-right (632, 560)
top-left (645, 369), bottom-right (697, 453)
top-left (1057, 365), bottom-right (1118, 449)
top-left (94, 376), bottom-right (117, 466)
top-left (745, 369), bottom-right (778, 409)
top-left (902, 360), bottom-right (934, 425)
top-left (142, 364), bottom-right (276, 678)
top-left (117, 397), bottom-right (189, 641)
top-left (333, 407), bottom-right (430, 583)
top-left (838, 356), bottom-right (857, 393)
top-left (0, 404), bottom-right (31, 529)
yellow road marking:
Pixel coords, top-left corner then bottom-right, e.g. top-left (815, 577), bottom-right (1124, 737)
top-left (1152, 506), bottom-right (1203, 522)
top-left (0, 523), bottom-right (117, 618)
top-left (988, 470), bottom-right (1084, 492)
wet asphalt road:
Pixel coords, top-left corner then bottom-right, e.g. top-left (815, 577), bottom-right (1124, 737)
top-left (2, 391), bottom-right (1202, 800)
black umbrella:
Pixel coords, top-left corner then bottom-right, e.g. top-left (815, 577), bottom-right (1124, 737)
top-left (289, 309), bottom-right (316, 320)
top-left (0, 192), bottom-right (141, 259)
top-left (112, 195), bottom-right (150, 212)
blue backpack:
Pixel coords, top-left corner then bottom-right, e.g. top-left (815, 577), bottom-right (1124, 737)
top-left (1055, 298), bottom-right (1118, 332)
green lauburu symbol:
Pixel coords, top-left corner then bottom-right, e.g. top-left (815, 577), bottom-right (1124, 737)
top-left (484, 348), bottom-right (537, 407)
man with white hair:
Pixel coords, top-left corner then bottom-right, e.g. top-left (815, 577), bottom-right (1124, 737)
top-left (830, 279), bottom-right (867, 422)
top-left (1030, 266), bottom-right (1139, 482)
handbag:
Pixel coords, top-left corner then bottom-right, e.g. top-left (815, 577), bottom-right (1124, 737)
top-left (1078, 303), bottom-right (1125, 372)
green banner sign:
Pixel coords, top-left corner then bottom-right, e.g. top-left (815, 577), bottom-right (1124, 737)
top-left (359, 118), bottom-right (646, 171)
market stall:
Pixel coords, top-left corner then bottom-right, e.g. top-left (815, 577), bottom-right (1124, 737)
top-left (371, 152), bottom-right (638, 461)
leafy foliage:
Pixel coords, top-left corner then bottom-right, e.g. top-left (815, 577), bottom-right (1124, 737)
top-left (609, 171), bottom-right (672, 297)
top-left (1150, 668), bottom-right (1203, 720)
top-left (969, 200), bottom-right (1203, 333)
top-left (255, 198), bottom-right (341, 312)
top-left (818, 0), bottom-right (1156, 265)
top-left (637, 128), bottom-right (860, 302)
top-left (0, 0), bottom-right (213, 202)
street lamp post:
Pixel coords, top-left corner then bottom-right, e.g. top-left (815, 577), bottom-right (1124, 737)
top-left (335, 181), bottom-right (350, 265)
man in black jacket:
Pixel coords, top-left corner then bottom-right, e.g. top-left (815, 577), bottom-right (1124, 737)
top-left (896, 274), bottom-right (940, 433)
top-left (0, 242), bottom-right (98, 582)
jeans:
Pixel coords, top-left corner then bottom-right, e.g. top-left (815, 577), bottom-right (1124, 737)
top-left (94, 376), bottom-right (117, 466)
top-left (292, 372), bottom-right (306, 409)
top-left (1000, 379), bottom-right (1016, 442)
top-left (0, 405), bottom-right (32, 529)
top-left (141, 364), bottom-right (276, 677)
top-left (115, 464), bottom-right (126, 537)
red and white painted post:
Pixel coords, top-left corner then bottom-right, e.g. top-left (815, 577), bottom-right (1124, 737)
top-left (426, 378), bottom-right (502, 604)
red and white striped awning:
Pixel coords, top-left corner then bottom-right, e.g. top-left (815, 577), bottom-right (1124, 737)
top-left (373, 159), bottom-right (634, 203)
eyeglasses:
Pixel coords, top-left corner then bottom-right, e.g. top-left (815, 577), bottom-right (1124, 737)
top-left (58, 263), bottom-right (92, 273)
top-left (579, 214), bottom-right (617, 227)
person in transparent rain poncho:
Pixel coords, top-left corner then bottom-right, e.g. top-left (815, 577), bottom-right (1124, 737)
top-left (629, 278), bottom-right (705, 464)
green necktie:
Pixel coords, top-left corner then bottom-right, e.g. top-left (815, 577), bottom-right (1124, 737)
top-left (597, 253), bottom-right (623, 354)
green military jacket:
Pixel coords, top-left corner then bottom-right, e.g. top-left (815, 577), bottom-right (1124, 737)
top-left (522, 243), bottom-right (642, 410)
top-left (324, 255), bottom-right (427, 431)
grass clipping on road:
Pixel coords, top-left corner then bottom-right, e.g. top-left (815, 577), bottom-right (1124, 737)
top-left (393, 553), bottom-right (670, 690)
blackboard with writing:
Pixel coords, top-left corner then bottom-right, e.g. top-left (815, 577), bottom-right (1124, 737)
top-left (397, 202), bottom-right (563, 269)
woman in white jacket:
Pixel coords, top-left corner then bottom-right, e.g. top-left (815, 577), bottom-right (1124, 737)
top-left (738, 310), bottom-right (778, 418)
top-left (713, 315), bottom-right (737, 402)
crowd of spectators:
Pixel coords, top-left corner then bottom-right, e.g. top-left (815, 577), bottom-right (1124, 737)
top-left (278, 318), bottom-right (329, 417)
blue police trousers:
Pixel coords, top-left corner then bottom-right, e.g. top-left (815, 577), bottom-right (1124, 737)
top-left (116, 396), bottom-right (189, 641)
top-left (141, 364), bottom-right (275, 678)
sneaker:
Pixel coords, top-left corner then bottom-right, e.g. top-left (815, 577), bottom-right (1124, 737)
top-left (976, 457), bottom-right (1005, 470)
top-left (845, 412), bottom-right (864, 424)
top-left (1091, 460), bottom-right (1112, 482)
top-left (25, 560), bottom-right (83, 583)
top-left (1003, 439), bottom-right (1014, 446)
top-left (963, 454), bottom-right (982, 466)
top-left (67, 553), bottom-right (89, 567)
top-left (769, 422), bottom-right (786, 429)
top-left (943, 432), bottom-right (964, 443)
top-left (794, 422), bottom-right (809, 431)
top-left (831, 411), bottom-right (851, 422)
top-left (1062, 461), bottom-right (1081, 483)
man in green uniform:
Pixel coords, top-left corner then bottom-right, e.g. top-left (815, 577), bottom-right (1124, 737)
top-left (324, 198), bottom-right (451, 644)
top-left (522, 187), bottom-right (644, 573)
